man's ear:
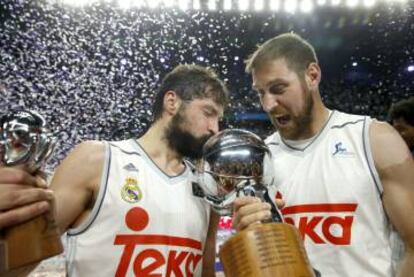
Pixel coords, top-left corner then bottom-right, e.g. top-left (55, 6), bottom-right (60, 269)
top-left (163, 90), bottom-right (181, 116)
top-left (305, 62), bottom-right (321, 89)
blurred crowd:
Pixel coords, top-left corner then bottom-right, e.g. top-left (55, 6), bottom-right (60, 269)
top-left (1, 0), bottom-right (413, 167)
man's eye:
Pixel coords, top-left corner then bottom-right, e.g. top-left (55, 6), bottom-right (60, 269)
top-left (204, 110), bottom-right (214, 117)
top-left (269, 85), bottom-right (284, 95)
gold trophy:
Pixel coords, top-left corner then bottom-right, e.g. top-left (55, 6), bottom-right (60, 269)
top-left (194, 129), bottom-right (318, 277)
top-left (0, 110), bottom-right (63, 274)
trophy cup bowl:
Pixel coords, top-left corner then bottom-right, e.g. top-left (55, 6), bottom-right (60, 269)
top-left (0, 110), bottom-right (63, 274)
top-left (195, 129), bottom-right (315, 277)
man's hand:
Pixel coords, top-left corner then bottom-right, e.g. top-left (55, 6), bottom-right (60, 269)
top-left (0, 167), bottom-right (53, 230)
top-left (232, 196), bottom-right (285, 231)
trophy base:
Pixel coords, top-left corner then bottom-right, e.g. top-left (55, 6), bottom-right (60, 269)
top-left (219, 223), bottom-right (315, 277)
top-left (3, 215), bottom-right (63, 271)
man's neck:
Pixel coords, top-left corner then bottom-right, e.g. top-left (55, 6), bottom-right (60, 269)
top-left (308, 103), bottom-right (330, 138)
top-left (137, 122), bottom-right (186, 176)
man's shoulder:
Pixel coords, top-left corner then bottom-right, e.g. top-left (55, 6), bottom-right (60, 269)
top-left (73, 140), bottom-right (107, 161)
top-left (330, 110), bottom-right (369, 129)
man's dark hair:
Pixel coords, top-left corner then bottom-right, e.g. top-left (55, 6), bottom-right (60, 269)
top-left (389, 97), bottom-right (414, 125)
top-left (245, 33), bottom-right (318, 78)
top-left (152, 64), bottom-right (229, 121)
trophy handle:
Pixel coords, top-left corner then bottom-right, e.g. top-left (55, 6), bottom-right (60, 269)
top-left (239, 182), bottom-right (284, 223)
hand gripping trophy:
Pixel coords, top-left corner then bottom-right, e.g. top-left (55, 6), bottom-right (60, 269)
top-left (0, 110), bottom-right (63, 273)
top-left (194, 129), bottom-right (316, 277)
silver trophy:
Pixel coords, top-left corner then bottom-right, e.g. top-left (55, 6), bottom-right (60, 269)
top-left (193, 128), bottom-right (283, 222)
top-left (0, 110), bottom-right (63, 274)
top-left (194, 129), bottom-right (318, 277)
top-left (0, 110), bottom-right (56, 173)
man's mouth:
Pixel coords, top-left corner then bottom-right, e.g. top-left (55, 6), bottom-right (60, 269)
top-left (274, 115), bottom-right (291, 126)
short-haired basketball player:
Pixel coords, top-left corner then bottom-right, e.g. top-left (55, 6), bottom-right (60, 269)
top-left (233, 33), bottom-right (414, 277)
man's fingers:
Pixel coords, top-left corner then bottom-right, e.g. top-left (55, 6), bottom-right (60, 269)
top-left (237, 201), bottom-right (271, 218)
top-left (0, 188), bottom-right (54, 211)
top-left (233, 198), bottom-right (272, 231)
top-left (275, 198), bottom-right (285, 209)
top-left (233, 196), bottom-right (261, 212)
top-left (0, 201), bottom-right (50, 230)
top-left (234, 209), bottom-right (271, 231)
top-left (0, 167), bottom-right (40, 187)
top-left (34, 174), bottom-right (48, 188)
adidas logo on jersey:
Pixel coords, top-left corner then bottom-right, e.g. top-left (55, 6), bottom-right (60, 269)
top-left (123, 163), bottom-right (139, 172)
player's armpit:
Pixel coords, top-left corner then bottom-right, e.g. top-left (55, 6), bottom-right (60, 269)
top-left (49, 140), bottom-right (106, 234)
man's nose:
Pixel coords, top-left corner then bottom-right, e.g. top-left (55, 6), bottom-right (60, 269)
top-left (208, 118), bottom-right (219, 134)
top-left (262, 93), bottom-right (278, 113)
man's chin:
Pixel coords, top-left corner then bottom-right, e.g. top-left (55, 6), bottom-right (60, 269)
top-left (277, 126), bottom-right (298, 140)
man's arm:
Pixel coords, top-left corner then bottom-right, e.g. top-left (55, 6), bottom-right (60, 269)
top-left (370, 121), bottom-right (414, 277)
top-left (202, 211), bottom-right (220, 277)
top-left (49, 141), bottom-right (105, 233)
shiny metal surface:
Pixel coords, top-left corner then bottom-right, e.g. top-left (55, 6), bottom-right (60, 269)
top-left (0, 110), bottom-right (56, 173)
top-left (195, 129), bottom-right (280, 220)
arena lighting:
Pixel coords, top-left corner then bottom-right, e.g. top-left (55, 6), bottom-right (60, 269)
top-left (148, 0), bottom-right (160, 9)
top-left (238, 0), bottom-right (250, 11)
top-left (269, 0), bottom-right (281, 10)
top-left (193, 0), bottom-right (200, 9)
top-left (223, 0), bottom-right (232, 10)
top-left (118, 0), bottom-right (131, 9)
top-left (208, 0), bottom-right (216, 10)
top-left (408, 65), bottom-right (414, 72)
top-left (254, 0), bottom-right (265, 11)
top-left (352, 62), bottom-right (358, 66)
top-left (386, 0), bottom-right (407, 3)
top-left (57, 0), bottom-right (404, 11)
top-left (346, 0), bottom-right (360, 7)
top-left (285, 0), bottom-right (298, 13)
top-left (61, 0), bottom-right (88, 6)
top-left (178, 0), bottom-right (189, 10)
top-left (163, 0), bottom-right (175, 8)
top-left (363, 0), bottom-right (376, 7)
top-left (300, 0), bottom-right (314, 13)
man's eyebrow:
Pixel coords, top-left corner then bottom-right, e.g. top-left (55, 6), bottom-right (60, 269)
top-left (267, 78), bottom-right (288, 87)
top-left (252, 78), bottom-right (287, 90)
top-left (204, 104), bottom-right (219, 115)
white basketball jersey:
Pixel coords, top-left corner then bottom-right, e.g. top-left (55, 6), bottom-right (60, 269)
top-left (266, 110), bottom-right (398, 277)
top-left (66, 139), bottom-right (210, 277)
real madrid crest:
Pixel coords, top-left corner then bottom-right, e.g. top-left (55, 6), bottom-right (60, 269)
top-left (121, 177), bottom-right (143, 203)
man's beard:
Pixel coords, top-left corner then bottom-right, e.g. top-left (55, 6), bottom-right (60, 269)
top-left (292, 86), bottom-right (314, 137)
top-left (273, 84), bottom-right (314, 140)
top-left (165, 110), bottom-right (212, 159)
